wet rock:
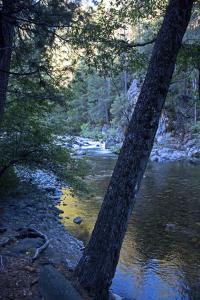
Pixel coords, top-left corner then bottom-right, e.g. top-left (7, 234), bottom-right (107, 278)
top-left (76, 150), bottom-right (87, 156)
top-left (54, 207), bottom-right (63, 214)
top-left (109, 292), bottom-right (125, 300)
top-left (150, 147), bottom-right (186, 162)
top-left (188, 146), bottom-right (200, 158)
top-left (105, 138), bottom-right (116, 149)
top-left (54, 190), bottom-right (62, 196)
top-left (188, 158), bottom-right (200, 165)
top-left (73, 217), bottom-right (82, 225)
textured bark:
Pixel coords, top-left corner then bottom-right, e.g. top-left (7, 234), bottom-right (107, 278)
top-left (0, 0), bottom-right (15, 123)
top-left (75, 1), bottom-right (194, 299)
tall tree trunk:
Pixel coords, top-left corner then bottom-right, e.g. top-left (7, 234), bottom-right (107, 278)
top-left (0, 0), bottom-right (15, 123)
top-left (75, 1), bottom-right (194, 299)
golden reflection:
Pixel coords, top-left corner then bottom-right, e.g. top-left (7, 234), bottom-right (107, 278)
top-left (57, 187), bottom-right (98, 242)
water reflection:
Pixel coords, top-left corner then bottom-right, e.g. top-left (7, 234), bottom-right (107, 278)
top-left (58, 152), bottom-right (200, 300)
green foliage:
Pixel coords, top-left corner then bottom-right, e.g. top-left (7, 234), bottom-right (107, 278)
top-left (81, 123), bottom-right (103, 140)
top-left (0, 69), bottom-right (89, 192)
top-left (1, 0), bottom-right (200, 194)
top-left (0, 167), bottom-right (19, 193)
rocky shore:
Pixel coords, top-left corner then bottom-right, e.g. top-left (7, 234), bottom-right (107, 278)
top-left (0, 176), bottom-right (126, 300)
top-left (0, 182), bottom-right (85, 300)
top-left (1, 135), bottom-right (199, 300)
top-left (103, 134), bottom-right (200, 163)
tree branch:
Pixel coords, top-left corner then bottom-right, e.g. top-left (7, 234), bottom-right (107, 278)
top-left (0, 68), bottom-right (39, 76)
top-left (116, 38), bottom-right (157, 49)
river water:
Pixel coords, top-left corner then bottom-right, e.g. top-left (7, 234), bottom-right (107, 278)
top-left (58, 144), bottom-right (200, 300)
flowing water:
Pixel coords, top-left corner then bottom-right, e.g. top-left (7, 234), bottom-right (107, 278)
top-left (58, 143), bottom-right (200, 300)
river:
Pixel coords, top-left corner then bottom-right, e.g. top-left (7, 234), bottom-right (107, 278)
top-left (58, 141), bottom-right (200, 300)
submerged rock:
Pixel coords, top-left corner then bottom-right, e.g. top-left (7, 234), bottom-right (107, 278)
top-left (73, 217), bottom-right (82, 225)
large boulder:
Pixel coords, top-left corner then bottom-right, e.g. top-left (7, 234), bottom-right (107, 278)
top-left (39, 265), bottom-right (83, 300)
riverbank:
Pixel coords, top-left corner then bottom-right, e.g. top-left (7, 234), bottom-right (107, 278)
top-left (0, 182), bottom-right (86, 300)
top-left (0, 180), bottom-right (125, 300)
top-left (1, 136), bottom-right (199, 300)
top-left (57, 134), bottom-right (200, 163)
top-left (93, 134), bottom-right (200, 163)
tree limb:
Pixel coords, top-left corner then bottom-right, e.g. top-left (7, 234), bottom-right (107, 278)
top-left (0, 68), bottom-right (39, 76)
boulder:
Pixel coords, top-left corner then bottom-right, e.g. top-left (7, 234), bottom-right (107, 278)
top-left (187, 146), bottom-right (200, 158)
top-left (39, 265), bottom-right (83, 300)
top-left (105, 138), bottom-right (116, 149)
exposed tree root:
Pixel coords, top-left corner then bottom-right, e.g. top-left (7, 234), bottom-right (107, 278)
top-left (16, 227), bottom-right (51, 262)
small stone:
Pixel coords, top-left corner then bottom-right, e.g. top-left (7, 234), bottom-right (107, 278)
top-left (165, 223), bottom-right (176, 232)
top-left (73, 217), bottom-right (82, 225)
top-left (25, 266), bottom-right (36, 273)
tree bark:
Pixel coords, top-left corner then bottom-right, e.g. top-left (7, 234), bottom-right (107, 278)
top-left (0, 0), bottom-right (15, 123)
top-left (75, 1), bottom-right (194, 299)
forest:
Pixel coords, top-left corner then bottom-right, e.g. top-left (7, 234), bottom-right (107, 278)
top-left (0, 1), bottom-right (199, 300)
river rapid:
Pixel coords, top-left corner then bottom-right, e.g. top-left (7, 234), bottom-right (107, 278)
top-left (58, 140), bottom-right (200, 300)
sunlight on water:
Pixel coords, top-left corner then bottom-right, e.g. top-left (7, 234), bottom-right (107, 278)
top-left (58, 150), bottom-right (200, 300)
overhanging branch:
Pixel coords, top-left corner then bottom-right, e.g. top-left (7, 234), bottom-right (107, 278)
top-left (0, 68), bottom-right (39, 76)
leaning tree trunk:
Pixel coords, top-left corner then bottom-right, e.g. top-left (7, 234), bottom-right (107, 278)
top-left (75, 0), bottom-right (194, 299)
top-left (0, 0), bottom-right (15, 123)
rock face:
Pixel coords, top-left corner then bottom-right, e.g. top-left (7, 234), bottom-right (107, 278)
top-left (127, 79), bottom-right (140, 103)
